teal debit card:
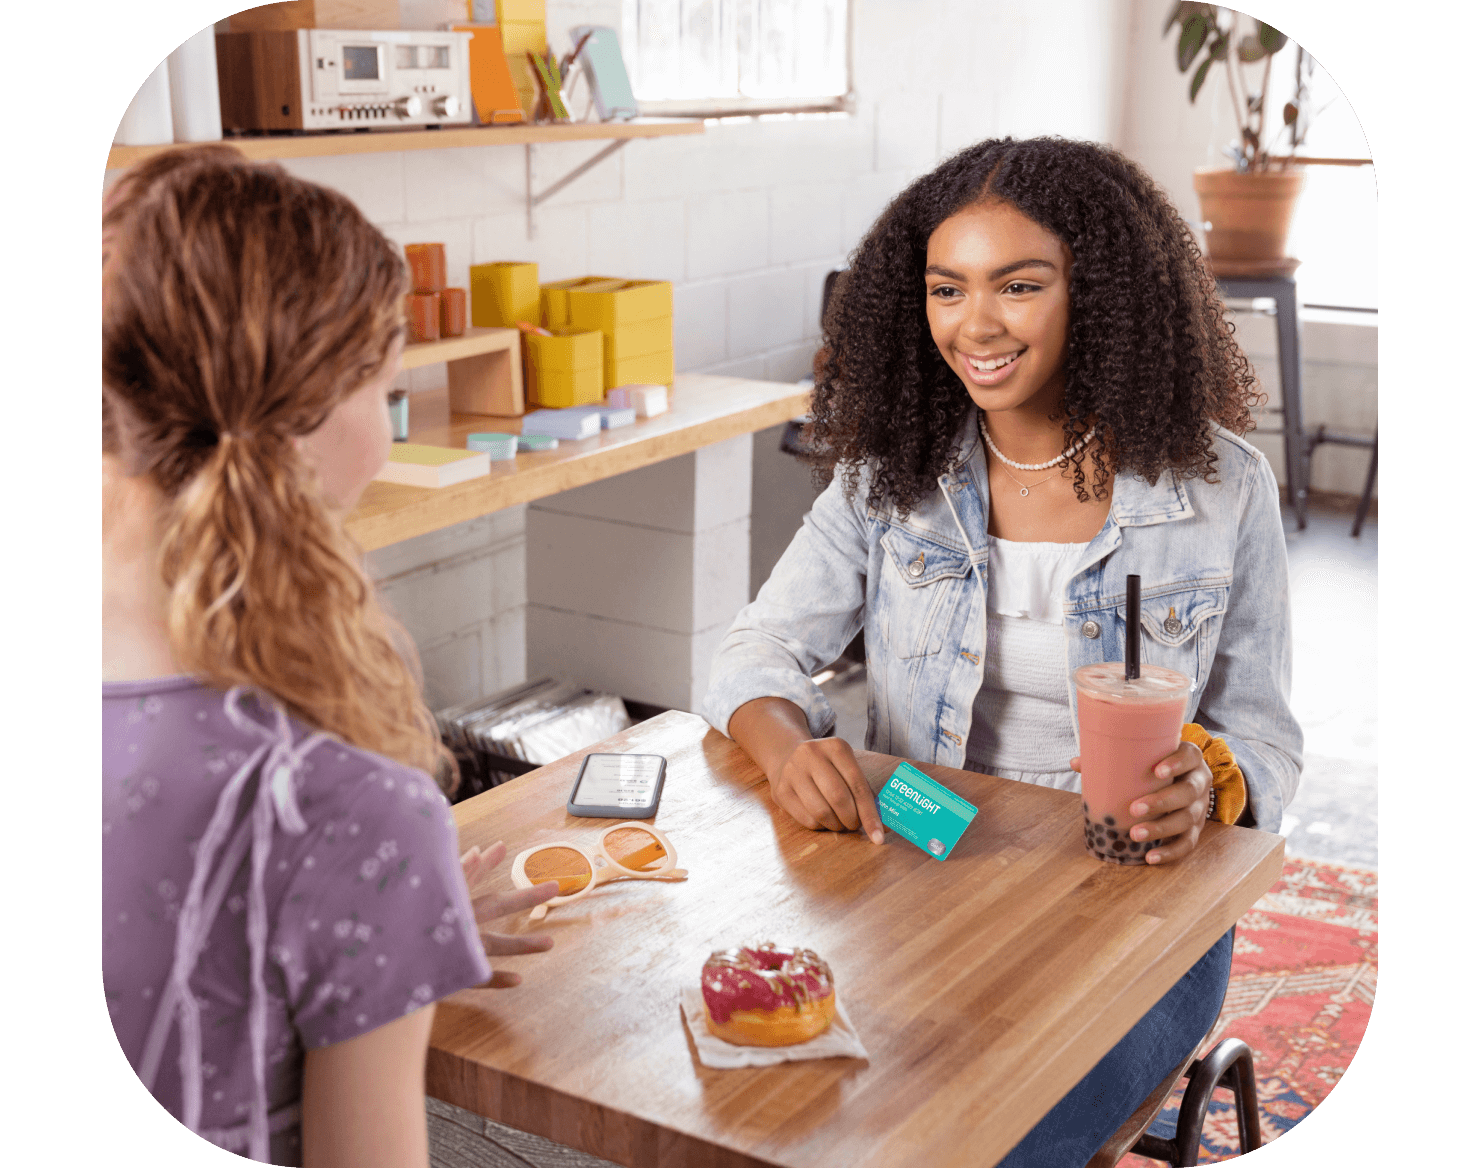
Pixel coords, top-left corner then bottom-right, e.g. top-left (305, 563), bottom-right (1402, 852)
top-left (876, 761), bottom-right (978, 861)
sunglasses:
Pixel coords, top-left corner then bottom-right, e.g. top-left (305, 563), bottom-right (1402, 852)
top-left (510, 823), bottom-right (688, 920)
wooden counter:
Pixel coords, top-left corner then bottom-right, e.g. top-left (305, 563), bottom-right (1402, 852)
top-left (346, 374), bottom-right (812, 551)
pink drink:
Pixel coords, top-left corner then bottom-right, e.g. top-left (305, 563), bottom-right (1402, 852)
top-left (1074, 663), bottom-right (1192, 865)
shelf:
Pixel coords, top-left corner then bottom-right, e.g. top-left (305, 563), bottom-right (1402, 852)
top-left (106, 118), bottom-right (703, 169)
top-left (347, 373), bottom-right (812, 551)
top-left (400, 326), bottom-right (518, 371)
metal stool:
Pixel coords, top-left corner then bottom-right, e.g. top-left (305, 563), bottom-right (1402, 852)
top-left (1216, 275), bottom-right (1311, 529)
top-left (1087, 1026), bottom-right (1263, 1167)
top-left (1305, 423), bottom-right (1377, 537)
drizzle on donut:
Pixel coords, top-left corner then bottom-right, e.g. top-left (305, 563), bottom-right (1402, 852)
top-left (700, 942), bottom-right (836, 1047)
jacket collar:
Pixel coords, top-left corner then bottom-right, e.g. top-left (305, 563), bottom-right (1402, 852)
top-left (936, 409), bottom-right (1196, 543)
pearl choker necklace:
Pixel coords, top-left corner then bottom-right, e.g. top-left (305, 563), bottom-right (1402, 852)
top-left (978, 412), bottom-right (1097, 472)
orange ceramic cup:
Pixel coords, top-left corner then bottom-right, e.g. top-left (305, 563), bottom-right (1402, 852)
top-left (439, 287), bottom-right (467, 337)
top-left (404, 242), bottom-right (447, 293)
top-left (405, 292), bottom-right (440, 343)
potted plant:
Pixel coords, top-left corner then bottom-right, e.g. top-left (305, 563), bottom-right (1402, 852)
top-left (1164, 3), bottom-right (1309, 275)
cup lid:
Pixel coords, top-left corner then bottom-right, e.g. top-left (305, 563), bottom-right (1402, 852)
top-left (1073, 662), bottom-right (1192, 701)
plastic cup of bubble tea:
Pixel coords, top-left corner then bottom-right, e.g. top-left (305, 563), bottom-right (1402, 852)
top-left (1074, 574), bottom-right (1192, 865)
top-left (1074, 662), bottom-right (1193, 864)
top-left (466, 432), bottom-right (517, 461)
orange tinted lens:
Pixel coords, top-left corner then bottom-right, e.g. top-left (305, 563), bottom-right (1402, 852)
top-left (523, 846), bottom-right (592, 894)
top-left (605, 827), bottom-right (668, 871)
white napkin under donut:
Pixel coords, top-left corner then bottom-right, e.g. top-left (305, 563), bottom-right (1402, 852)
top-left (679, 985), bottom-right (870, 1068)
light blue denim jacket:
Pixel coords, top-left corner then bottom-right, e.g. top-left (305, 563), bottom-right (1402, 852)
top-left (704, 414), bottom-right (1302, 832)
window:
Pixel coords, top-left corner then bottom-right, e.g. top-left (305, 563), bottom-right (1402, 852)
top-left (1281, 55), bottom-right (1378, 312)
top-left (621, 0), bottom-right (851, 117)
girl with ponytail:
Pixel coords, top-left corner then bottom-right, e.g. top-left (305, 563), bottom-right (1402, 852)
top-left (102, 145), bottom-right (558, 1166)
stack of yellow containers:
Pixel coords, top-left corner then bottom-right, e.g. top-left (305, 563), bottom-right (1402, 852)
top-left (471, 261), bottom-right (606, 408)
top-left (567, 279), bottom-right (675, 390)
top-left (495, 0), bottom-right (547, 120)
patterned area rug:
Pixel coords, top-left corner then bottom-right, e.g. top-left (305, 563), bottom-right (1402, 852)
top-left (1120, 855), bottom-right (1378, 1165)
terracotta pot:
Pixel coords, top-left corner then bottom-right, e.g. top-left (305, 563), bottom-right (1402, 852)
top-left (1192, 167), bottom-right (1306, 275)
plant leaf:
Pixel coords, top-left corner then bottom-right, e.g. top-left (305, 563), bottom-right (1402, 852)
top-left (1189, 55), bottom-right (1214, 102)
top-left (1283, 101), bottom-right (1299, 125)
top-left (1238, 34), bottom-right (1266, 63)
top-left (1258, 22), bottom-right (1288, 53)
top-left (1208, 32), bottom-right (1228, 61)
top-left (1178, 14), bottom-right (1209, 72)
top-left (1163, 0), bottom-right (1184, 35)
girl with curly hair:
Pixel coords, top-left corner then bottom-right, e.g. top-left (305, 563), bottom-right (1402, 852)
top-left (102, 145), bottom-right (558, 1165)
top-left (704, 136), bottom-right (1301, 1164)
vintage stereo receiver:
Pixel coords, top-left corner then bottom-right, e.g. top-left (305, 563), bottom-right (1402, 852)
top-left (215, 28), bottom-right (473, 133)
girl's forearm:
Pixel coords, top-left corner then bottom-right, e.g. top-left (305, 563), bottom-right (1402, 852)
top-left (728, 697), bottom-right (815, 781)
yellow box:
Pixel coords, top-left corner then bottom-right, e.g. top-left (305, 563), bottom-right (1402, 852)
top-left (606, 315), bottom-right (672, 363)
top-left (569, 279), bottom-right (674, 333)
top-left (540, 276), bottom-right (625, 328)
top-left (525, 327), bottom-right (602, 372)
top-left (495, 0), bottom-right (544, 22)
top-left (604, 348), bottom-right (674, 389)
top-left (499, 19), bottom-right (547, 54)
top-left (470, 261), bottom-right (539, 328)
top-left (527, 365), bottom-right (605, 408)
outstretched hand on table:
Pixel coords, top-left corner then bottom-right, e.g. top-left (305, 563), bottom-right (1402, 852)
top-left (1069, 741), bottom-right (1213, 865)
top-left (460, 841), bottom-right (559, 987)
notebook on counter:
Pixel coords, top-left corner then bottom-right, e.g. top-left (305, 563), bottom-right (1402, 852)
top-left (375, 444), bottom-right (491, 488)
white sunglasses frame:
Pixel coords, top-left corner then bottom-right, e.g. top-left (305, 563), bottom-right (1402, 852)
top-left (510, 823), bottom-right (687, 920)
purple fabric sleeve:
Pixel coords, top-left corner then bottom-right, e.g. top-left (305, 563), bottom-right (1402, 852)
top-left (269, 761), bottom-right (491, 1049)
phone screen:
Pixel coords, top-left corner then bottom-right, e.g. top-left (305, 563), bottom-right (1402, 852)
top-left (572, 754), bottom-right (662, 809)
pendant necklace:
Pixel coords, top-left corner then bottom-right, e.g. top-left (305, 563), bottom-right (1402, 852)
top-left (978, 412), bottom-right (1096, 497)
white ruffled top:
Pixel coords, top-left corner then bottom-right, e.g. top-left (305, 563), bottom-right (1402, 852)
top-left (964, 535), bottom-right (1091, 788)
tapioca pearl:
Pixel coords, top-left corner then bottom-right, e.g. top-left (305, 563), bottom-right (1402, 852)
top-left (1104, 815), bottom-right (1116, 827)
top-left (1127, 840), bottom-right (1143, 854)
top-left (1112, 839), bottom-right (1127, 852)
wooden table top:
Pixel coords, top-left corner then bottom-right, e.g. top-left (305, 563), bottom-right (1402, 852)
top-left (346, 374), bottom-right (812, 551)
top-left (429, 712), bottom-right (1284, 1168)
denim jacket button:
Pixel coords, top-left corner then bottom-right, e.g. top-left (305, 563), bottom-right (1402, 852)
top-left (1163, 616), bottom-right (1183, 635)
top-left (1081, 620), bottom-right (1101, 639)
top-left (908, 557), bottom-right (925, 578)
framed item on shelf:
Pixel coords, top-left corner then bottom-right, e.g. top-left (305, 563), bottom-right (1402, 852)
top-left (569, 26), bottom-right (638, 122)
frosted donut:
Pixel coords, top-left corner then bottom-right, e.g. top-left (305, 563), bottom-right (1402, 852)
top-left (700, 942), bottom-right (836, 1047)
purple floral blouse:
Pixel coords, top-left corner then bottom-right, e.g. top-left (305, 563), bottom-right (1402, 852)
top-left (103, 677), bottom-right (492, 1164)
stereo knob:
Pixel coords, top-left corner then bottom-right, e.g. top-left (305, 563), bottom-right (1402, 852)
top-left (393, 95), bottom-right (425, 119)
top-left (432, 94), bottom-right (462, 118)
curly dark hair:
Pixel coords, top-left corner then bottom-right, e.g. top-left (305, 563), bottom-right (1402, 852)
top-left (811, 136), bottom-right (1263, 515)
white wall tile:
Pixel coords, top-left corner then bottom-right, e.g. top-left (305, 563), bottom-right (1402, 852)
top-left (401, 146), bottom-right (524, 224)
top-left (674, 280), bottom-right (728, 371)
top-left (526, 606), bottom-right (701, 711)
top-left (692, 515), bottom-right (751, 631)
top-left (692, 434), bottom-right (756, 532)
top-left (529, 139), bottom-right (625, 208)
top-left (588, 199), bottom-right (686, 284)
top-left (472, 203), bottom-right (590, 281)
top-left (842, 169), bottom-right (916, 252)
top-left (483, 606), bottom-right (528, 695)
top-left (769, 184), bottom-right (845, 266)
top-left (695, 355), bottom-right (768, 379)
top-left (765, 341), bottom-right (820, 384)
top-left (727, 268), bottom-right (806, 356)
top-left (277, 153), bottom-right (408, 226)
top-left (526, 511), bottom-right (699, 633)
top-left (419, 629), bottom-right (485, 712)
top-left (532, 455), bottom-right (697, 531)
top-left (874, 99), bottom-right (939, 174)
top-left (366, 507), bottom-right (525, 583)
top-left (687, 190), bottom-right (769, 281)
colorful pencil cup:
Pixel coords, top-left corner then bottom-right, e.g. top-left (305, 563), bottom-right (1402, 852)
top-left (405, 243), bottom-right (447, 294)
top-left (405, 293), bottom-right (440, 344)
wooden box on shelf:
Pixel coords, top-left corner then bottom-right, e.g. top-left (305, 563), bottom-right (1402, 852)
top-left (401, 327), bottom-right (524, 417)
top-left (228, 1), bottom-right (399, 30)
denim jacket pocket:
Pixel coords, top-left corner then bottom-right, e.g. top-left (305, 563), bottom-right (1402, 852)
top-left (1127, 582), bottom-right (1229, 690)
top-left (879, 527), bottom-right (971, 659)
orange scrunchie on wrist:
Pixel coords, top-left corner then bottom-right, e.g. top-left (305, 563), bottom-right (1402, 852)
top-left (1181, 723), bottom-right (1247, 825)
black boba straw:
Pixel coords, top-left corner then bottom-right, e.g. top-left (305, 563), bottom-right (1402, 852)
top-left (1125, 574), bottom-right (1141, 681)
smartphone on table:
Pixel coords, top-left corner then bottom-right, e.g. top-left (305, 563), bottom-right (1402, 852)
top-left (567, 753), bottom-right (666, 818)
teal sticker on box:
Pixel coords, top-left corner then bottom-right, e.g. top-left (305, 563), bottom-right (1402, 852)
top-left (876, 761), bottom-right (977, 861)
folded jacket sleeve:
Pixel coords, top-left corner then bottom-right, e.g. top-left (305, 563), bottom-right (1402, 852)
top-left (1193, 451), bottom-right (1304, 833)
top-left (703, 467), bottom-right (873, 741)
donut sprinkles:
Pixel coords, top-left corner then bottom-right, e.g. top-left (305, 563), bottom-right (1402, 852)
top-left (701, 942), bottom-right (837, 1046)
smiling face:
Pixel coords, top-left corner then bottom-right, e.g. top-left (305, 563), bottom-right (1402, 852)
top-left (924, 199), bottom-right (1073, 419)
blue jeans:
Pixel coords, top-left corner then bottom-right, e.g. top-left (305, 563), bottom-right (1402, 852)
top-left (996, 927), bottom-right (1235, 1168)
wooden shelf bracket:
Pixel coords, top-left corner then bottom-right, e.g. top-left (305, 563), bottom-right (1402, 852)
top-left (524, 138), bottom-right (629, 239)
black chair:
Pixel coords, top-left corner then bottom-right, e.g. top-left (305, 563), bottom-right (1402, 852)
top-left (1087, 1018), bottom-right (1263, 1167)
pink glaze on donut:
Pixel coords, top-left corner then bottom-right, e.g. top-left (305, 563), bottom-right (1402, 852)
top-left (700, 942), bottom-right (834, 1023)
